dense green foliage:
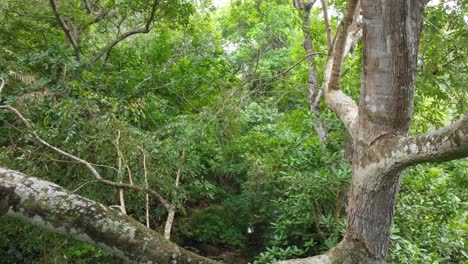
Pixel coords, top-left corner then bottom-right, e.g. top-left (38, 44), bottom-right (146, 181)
top-left (0, 0), bottom-right (466, 263)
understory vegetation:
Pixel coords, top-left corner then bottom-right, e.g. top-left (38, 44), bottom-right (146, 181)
top-left (0, 0), bottom-right (466, 263)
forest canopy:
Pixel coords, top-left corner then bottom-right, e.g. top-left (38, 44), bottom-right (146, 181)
top-left (0, 0), bottom-right (467, 263)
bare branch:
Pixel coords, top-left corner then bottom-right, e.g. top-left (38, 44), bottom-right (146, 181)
top-left (49, 0), bottom-right (80, 55)
top-left (87, 0), bottom-right (159, 65)
top-left (142, 150), bottom-right (150, 228)
top-left (356, 115), bottom-right (468, 177)
top-left (164, 148), bottom-right (186, 240)
top-left (391, 115), bottom-right (468, 169)
top-left (294, 0), bottom-right (330, 141)
top-left (1, 105), bottom-right (102, 180)
top-left (126, 165), bottom-right (134, 185)
top-left (0, 77), bottom-right (4, 99)
top-left (329, 0), bottom-right (359, 90)
top-left (0, 105), bottom-right (171, 209)
top-left (320, 0), bottom-right (332, 51)
top-left (114, 130), bottom-right (127, 214)
top-left (73, 180), bottom-right (99, 193)
top-left (322, 0), bottom-right (360, 137)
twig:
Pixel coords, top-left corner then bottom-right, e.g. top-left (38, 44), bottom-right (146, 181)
top-left (73, 180), bottom-right (99, 193)
top-left (41, 153), bottom-right (118, 172)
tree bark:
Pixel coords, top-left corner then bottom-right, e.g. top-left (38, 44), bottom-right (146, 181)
top-left (0, 167), bottom-right (216, 263)
top-left (280, 0), bottom-right (468, 263)
top-left (344, 1), bottom-right (425, 260)
top-left (295, 0), bottom-right (330, 142)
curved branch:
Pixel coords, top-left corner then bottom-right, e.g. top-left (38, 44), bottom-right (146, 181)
top-left (1, 105), bottom-right (102, 180)
top-left (0, 168), bottom-right (216, 263)
top-left (87, 0), bottom-right (159, 65)
top-left (49, 0), bottom-right (80, 54)
top-left (323, 0), bottom-right (360, 137)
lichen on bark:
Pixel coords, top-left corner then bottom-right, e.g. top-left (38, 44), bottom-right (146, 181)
top-left (0, 167), bottom-right (217, 263)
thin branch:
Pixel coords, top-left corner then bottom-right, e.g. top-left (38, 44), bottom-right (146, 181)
top-left (0, 105), bottom-right (171, 209)
top-left (320, 0), bottom-right (332, 51)
top-left (0, 77), bottom-right (4, 99)
top-left (126, 165), bottom-right (134, 185)
top-left (114, 130), bottom-right (127, 214)
top-left (322, 0), bottom-right (360, 138)
top-left (294, 0), bottom-right (330, 141)
top-left (87, 0), bottom-right (159, 65)
top-left (49, 0), bottom-right (80, 54)
top-left (142, 150), bottom-right (150, 228)
top-left (276, 52), bottom-right (326, 79)
top-left (41, 153), bottom-right (118, 172)
top-left (328, 0), bottom-right (359, 91)
top-left (1, 105), bottom-right (102, 180)
top-left (164, 148), bottom-right (186, 240)
top-left (73, 180), bottom-right (99, 193)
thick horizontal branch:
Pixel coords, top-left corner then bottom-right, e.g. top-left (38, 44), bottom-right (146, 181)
top-left (392, 115), bottom-right (468, 167)
top-left (0, 168), bottom-right (216, 263)
top-left (357, 115), bottom-right (468, 176)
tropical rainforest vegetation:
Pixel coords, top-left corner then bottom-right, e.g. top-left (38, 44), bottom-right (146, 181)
top-left (0, 0), bottom-right (466, 263)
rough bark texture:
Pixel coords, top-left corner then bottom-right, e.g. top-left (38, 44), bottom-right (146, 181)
top-left (345, 0), bottom-right (425, 260)
top-left (0, 167), bottom-right (217, 263)
top-left (322, 0), bottom-right (360, 138)
top-left (280, 0), bottom-right (467, 263)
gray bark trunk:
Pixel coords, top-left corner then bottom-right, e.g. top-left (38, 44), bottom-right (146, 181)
top-left (278, 1), bottom-right (467, 264)
top-left (0, 167), bottom-right (216, 263)
top-left (345, 0), bottom-right (424, 260)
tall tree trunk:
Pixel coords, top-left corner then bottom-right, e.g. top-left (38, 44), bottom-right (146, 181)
top-left (343, 0), bottom-right (425, 261)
